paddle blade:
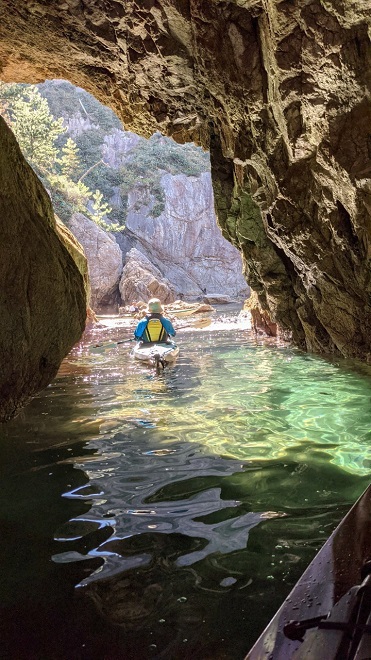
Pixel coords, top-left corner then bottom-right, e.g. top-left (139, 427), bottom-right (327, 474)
top-left (89, 341), bottom-right (118, 354)
top-left (89, 339), bottom-right (132, 354)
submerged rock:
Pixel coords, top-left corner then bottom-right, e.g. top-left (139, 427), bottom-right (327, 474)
top-left (203, 295), bottom-right (235, 305)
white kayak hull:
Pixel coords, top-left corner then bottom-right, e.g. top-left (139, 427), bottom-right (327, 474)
top-left (168, 308), bottom-right (195, 318)
top-left (132, 341), bottom-right (179, 365)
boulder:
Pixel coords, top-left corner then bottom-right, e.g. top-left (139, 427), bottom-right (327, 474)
top-left (68, 212), bottom-right (122, 309)
top-left (119, 248), bottom-right (176, 305)
top-left (203, 295), bottom-right (235, 305)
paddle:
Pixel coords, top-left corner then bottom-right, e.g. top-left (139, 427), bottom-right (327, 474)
top-left (89, 338), bottom-right (135, 353)
top-left (89, 316), bottom-right (212, 354)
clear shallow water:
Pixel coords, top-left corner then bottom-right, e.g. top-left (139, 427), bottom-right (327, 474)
top-left (1, 311), bottom-right (371, 660)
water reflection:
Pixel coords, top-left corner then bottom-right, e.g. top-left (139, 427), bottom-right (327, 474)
top-left (1, 311), bottom-right (371, 659)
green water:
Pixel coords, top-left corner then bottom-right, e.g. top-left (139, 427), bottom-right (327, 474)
top-left (1, 313), bottom-right (371, 659)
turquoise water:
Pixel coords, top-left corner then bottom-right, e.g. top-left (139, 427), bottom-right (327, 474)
top-left (1, 312), bottom-right (371, 659)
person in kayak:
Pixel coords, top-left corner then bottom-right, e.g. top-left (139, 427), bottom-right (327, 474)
top-left (134, 298), bottom-right (176, 343)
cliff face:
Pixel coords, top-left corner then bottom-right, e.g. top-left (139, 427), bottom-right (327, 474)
top-left (0, 0), bottom-right (370, 359)
top-left (119, 247), bottom-right (176, 305)
top-left (0, 117), bottom-right (87, 421)
top-left (119, 171), bottom-right (249, 300)
top-left (68, 213), bottom-right (123, 309)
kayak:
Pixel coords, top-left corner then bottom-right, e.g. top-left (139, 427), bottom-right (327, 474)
top-left (132, 341), bottom-right (179, 367)
top-left (246, 484), bottom-right (371, 659)
top-left (167, 308), bottom-right (195, 318)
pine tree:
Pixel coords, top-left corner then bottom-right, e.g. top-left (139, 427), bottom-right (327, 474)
top-left (0, 82), bottom-right (25, 119)
top-left (60, 137), bottom-right (80, 179)
top-left (91, 189), bottom-right (112, 224)
top-left (9, 86), bottom-right (65, 170)
top-left (87, 189), bottom-right (125, 232)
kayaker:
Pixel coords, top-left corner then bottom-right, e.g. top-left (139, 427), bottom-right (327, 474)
top-left (134, 298), bottom-right (176, 343)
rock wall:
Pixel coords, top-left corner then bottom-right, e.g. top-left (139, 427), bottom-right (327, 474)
top-left (0, 117), bottom-right (87, 421)
top-left (69, 212), bottom-right (123, 309)
top-left (0, 1), bottom-right (370, 359)
top-left (118, 171), bottom-right (249, 300)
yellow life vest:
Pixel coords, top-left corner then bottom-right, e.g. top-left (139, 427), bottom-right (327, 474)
top-left (142, 318), bottom-right (167, 342)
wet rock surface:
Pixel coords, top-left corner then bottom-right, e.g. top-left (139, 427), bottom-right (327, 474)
top-left (0, 1), bottom-right (370, 359)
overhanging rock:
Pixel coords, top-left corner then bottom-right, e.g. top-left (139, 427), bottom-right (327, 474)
top-left (0, 0), bottom-right (370, 360)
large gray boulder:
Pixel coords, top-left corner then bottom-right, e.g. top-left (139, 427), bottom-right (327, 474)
top-left (119, 248), bottom-right (176, 304)
top-left (69, 212), bottom-right (123, 309)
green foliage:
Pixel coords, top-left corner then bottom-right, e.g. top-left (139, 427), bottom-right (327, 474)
top-left (120, 132), bottom-right (209, 219)
top-left (91, 189), bottom-right (111, 218)
top-left (47, 174), bottom-right (91, 221)
top-left (59, 137), bottom-right (80, 179)
top-left (3, 86), bottom-right (65, 170)
top-left (38, 81), bottom-right (122, 215)
top-left (0, 82), bottom-right (27, 112)
top-left (1, 79), bottom-right (211, 234)
top-left (0, 81), bottom-right (120, 232)
top-left (86, 190), bottom-right (125, 232)
top-left (152, 201), bottom-right (165, 218)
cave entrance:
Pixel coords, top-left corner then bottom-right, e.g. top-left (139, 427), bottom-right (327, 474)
top-left (1, 79), bottom-right (248, 313)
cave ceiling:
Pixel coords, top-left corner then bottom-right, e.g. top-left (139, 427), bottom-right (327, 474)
top-left (0, 0), bottom-right (370, 362)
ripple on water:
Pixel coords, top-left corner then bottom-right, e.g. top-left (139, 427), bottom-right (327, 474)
top-left (52, 338), bottom-right (371, 590)
top-left (2, 315), bottom-right (371, 659)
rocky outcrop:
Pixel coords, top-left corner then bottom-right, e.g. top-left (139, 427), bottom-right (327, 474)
top-left (119, 248), bottom-right (176, 304)
top-left (103, 130), bottom-right (142, 169)
top-left (0, 117), bottom-right (86, 422)
top-left (118, 171), bottom-right (249, 300)
top-left (245, 291), bottom-right (278, 338)
top-left (55, 218), bottom-right (90, 291)
top-left (68, 212), bottom-right (123, 309)
top-left (0, 1), bottom-right (370, 359)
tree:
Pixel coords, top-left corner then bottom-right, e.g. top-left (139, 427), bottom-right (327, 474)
top-left (91, 189), bottom-right (111, 222)
top-left (47, 174), bottom-right (92, 222)
top-left (87, 189), bottom-right (125, 232)
top-left (0, 82), bottom-right (26, 117)
top-left (9, 86), bottom-right (65, 170)
top-left (59, 137), bottom-right (80, 179)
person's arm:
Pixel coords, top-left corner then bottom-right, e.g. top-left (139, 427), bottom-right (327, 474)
top-left (134, 319), bottom-right (147, 339)
top-left (162, 317), bottom-right (176, 337)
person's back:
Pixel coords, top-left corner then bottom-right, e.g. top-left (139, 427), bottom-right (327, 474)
top-left (134, 299), bottom-right (176, 343)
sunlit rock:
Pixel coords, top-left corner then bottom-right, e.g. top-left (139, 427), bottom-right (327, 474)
top-left (0, 117), bottom-right (86, 421)
top-left (0, 1), bottom-right (370, 359)
top-left (245, 291), bottom-right (278, 338)
top-left (68, 212), bottom-right (123, 309)
top-left (119, 248), bottom-right (176, 304)
top-left (203, 295), bottom-right (235, 305)
top-left (118, 172), bottom-right (249, 300)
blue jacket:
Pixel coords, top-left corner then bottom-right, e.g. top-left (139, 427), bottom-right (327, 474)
top-left (134, 314), bottom-right (176, 341)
